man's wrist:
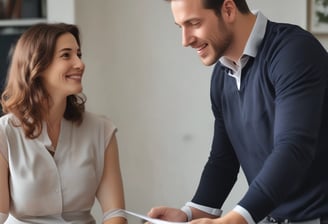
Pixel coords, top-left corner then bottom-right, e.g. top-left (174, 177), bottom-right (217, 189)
top-left (180, 205), bottom-right (192, 221)
top-left (233, 205), bottom-right (255, 224)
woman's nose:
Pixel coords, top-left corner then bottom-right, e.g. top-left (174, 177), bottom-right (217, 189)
top-left (74, 56), bottom-right (85, 71)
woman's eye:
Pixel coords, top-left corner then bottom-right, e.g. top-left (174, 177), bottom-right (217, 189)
top-left (61, 52), bottom-right (70, 58)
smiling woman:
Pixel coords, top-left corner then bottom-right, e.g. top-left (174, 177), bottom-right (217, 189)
top-left (42, 32), bottom-right (84, 100)
top-left (0, 23), bottom-right (127, 224)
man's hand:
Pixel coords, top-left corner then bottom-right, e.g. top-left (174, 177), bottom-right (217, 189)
top-left (190, 211), bottom-right (247, 224)
top-left (148, 206), bottom-right (188, 222)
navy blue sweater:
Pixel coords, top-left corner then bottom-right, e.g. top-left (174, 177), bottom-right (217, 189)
top-left (191, 21), bottom-right (328, 222)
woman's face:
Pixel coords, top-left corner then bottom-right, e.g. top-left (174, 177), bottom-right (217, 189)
top-left (42, 33), bottom-right (85, 100)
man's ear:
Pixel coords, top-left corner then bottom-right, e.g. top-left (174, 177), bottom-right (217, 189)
top-left (221, 0), bottom-right (237, 22)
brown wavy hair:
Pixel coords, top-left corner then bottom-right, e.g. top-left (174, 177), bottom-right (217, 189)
top-left (1, 23), bottom-right (86, 139)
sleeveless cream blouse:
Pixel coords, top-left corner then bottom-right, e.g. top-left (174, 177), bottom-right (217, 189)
top-left (0, 112), bottom-right (116, 223)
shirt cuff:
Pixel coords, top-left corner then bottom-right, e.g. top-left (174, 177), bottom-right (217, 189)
top-left (233, 205), bottom-right (256, 224)
top-left (185, 201), bottom-right (222, 216)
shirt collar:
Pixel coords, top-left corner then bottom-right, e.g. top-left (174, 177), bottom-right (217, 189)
top-left (244, 10), bottom-right (267, 58)
top-left (219, 11), bottom-right (268, 71)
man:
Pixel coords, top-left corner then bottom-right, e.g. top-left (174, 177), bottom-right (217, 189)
top-left (148, 0), bottom-right (328, 224)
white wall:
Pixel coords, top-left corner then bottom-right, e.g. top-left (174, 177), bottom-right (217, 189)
top-left (51, 0), bottom-right (327, 223)
top-left (75, 2), bottom-right (214, 222)
top-left (47, 0), bottom-right (75, 24)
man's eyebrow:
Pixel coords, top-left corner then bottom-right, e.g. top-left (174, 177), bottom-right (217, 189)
top-left (174, 22), bottom-right (181, 27)
top-left (175, 17), bottom-right (199, 26)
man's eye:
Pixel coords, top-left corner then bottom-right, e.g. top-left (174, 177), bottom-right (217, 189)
top-left (191, 21), bottom-right (200, 26)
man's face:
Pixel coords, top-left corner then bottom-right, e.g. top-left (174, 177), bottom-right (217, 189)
top-left (171, 0), bottom-right (232, 66)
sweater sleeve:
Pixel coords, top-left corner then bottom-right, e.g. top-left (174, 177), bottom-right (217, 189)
top-left (191, 64), bottom-right (240, 208)
top-left (239, 31), bottom-right (328, 221)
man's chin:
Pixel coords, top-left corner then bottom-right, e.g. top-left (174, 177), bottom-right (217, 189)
top-left (200, 57), bottom-right (216, 66)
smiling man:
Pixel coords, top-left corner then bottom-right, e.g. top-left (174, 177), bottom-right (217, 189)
top-left (148, 0), bottom-right (328, 224)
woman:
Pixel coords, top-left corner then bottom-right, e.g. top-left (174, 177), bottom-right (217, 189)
top-left (0, 23), bottom-right (126, 224)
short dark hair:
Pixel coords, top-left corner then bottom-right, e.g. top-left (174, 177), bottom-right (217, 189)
top-left (165, 0), bottom-right (250, 15)
top-left (203, 0), bottom-right (250, 15)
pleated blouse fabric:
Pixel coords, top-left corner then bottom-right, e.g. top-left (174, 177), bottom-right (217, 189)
top-left (0, 112), bottom-right (116, 223)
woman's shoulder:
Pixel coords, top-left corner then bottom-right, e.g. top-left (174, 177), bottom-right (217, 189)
top-left (83, 111), bottom-right (113, 122)
top-left (79, 111), bottom-right (117, 142)
top-left (0, 113), bottom-right (17, 128)
top-left (82, 111), bottom-right (116, 129)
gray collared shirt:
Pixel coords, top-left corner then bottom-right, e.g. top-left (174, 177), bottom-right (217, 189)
top-left (219, 11), bottom-right (267, 90)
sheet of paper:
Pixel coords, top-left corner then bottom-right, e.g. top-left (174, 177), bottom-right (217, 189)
top-left (123, 210), bottom-right (188, 224)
